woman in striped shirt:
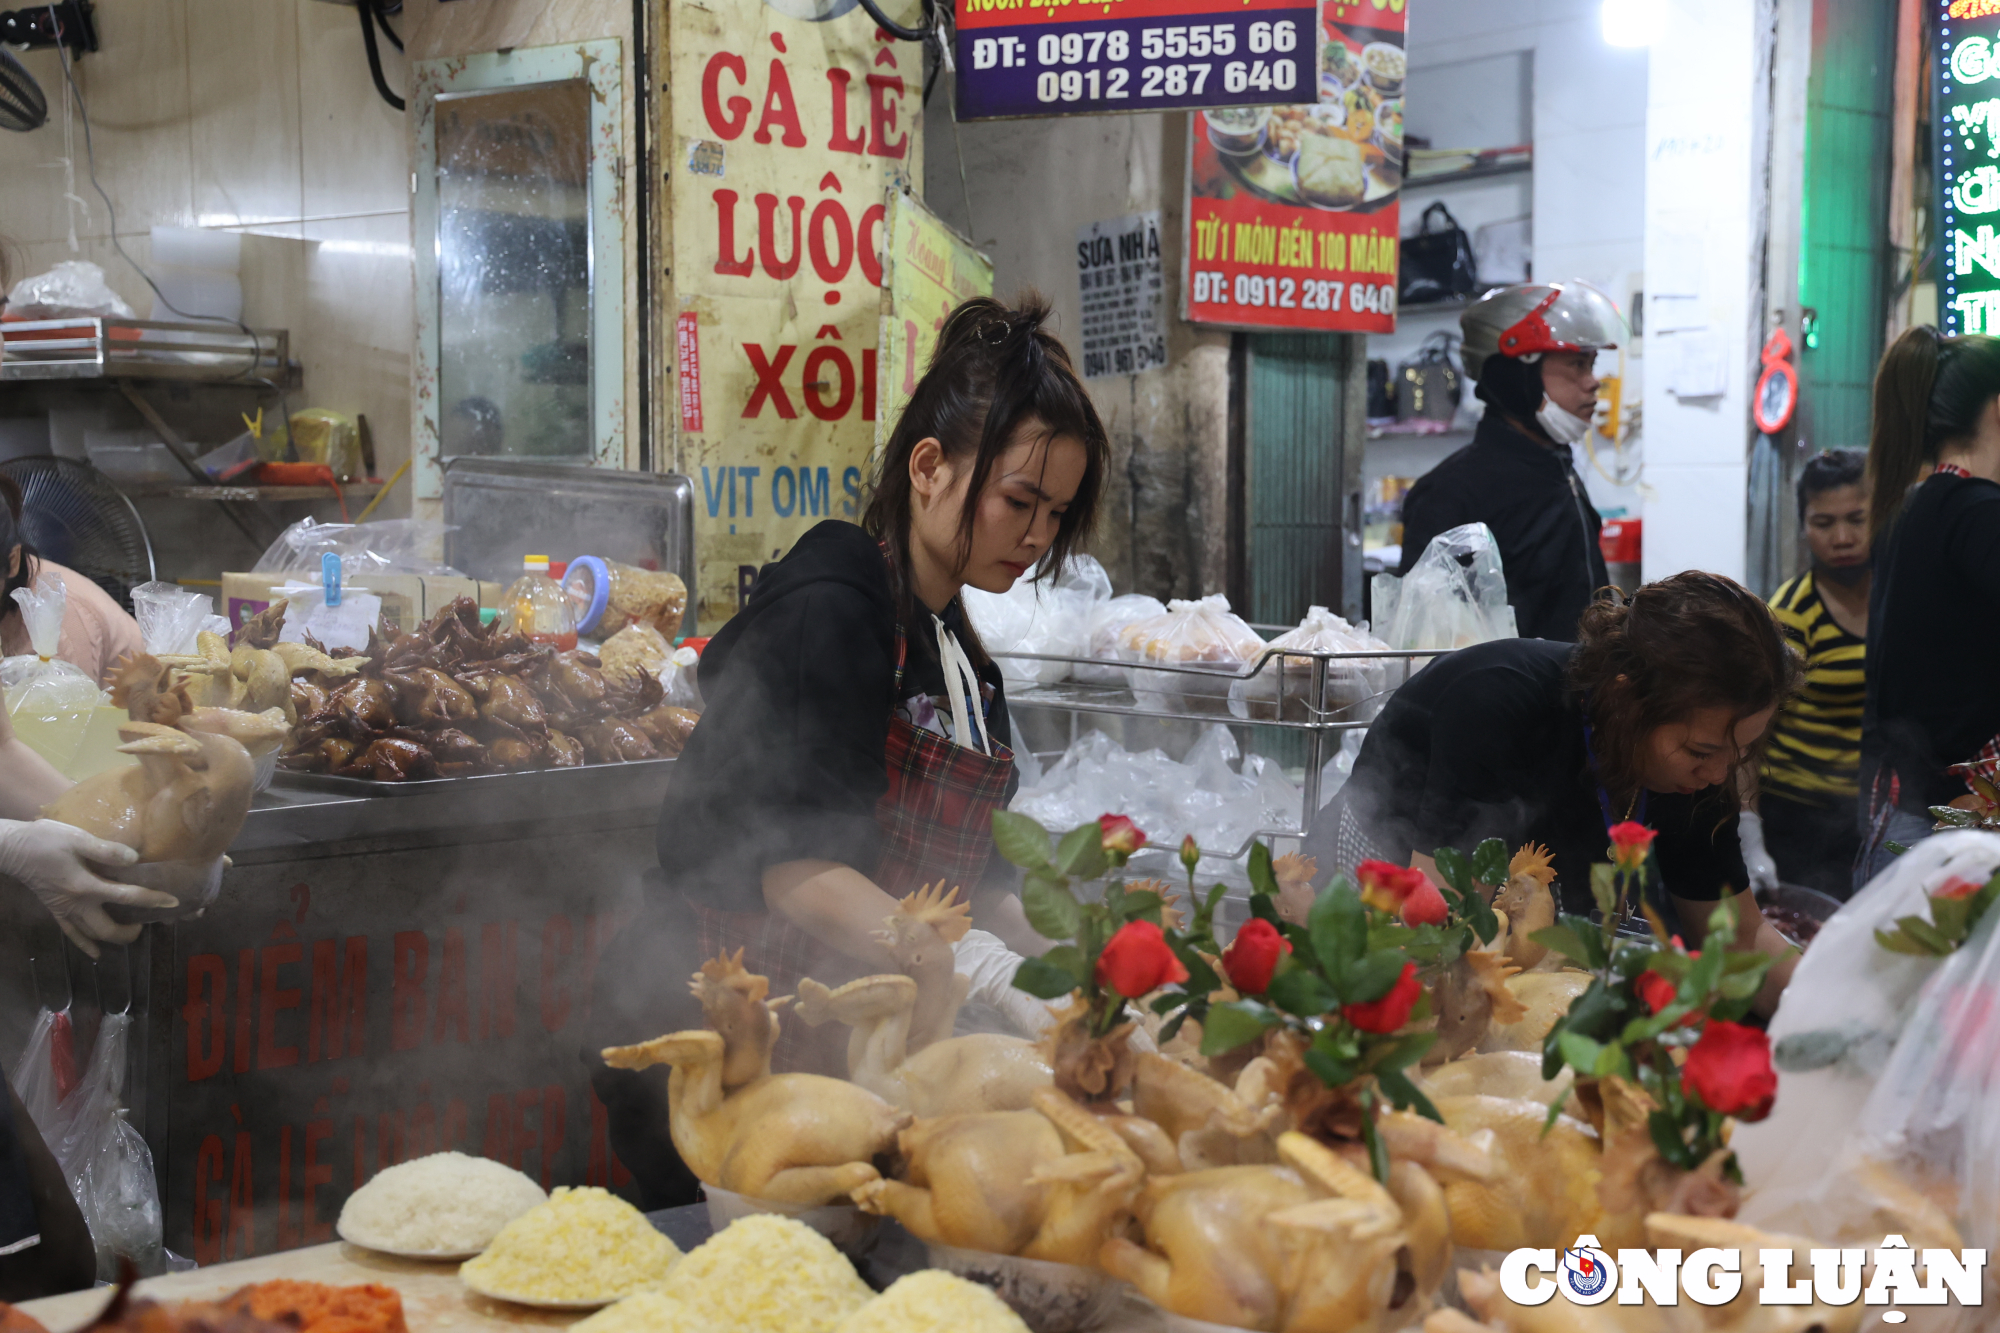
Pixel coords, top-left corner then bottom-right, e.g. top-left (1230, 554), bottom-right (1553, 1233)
top-left (1742, 451), bottom-right (1868, 897)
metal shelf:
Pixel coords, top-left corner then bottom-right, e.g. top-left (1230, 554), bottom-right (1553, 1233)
top-left (125, 481), bottom-right (384, 502)
top-left (1403, 152), bottom-right (1533, 188)
top-left (0, 316), bottom-right (296, 386)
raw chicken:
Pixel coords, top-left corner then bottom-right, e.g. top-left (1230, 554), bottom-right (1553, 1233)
top-left (601, 951), bottom-right (909, 1206)
top-left (43, 721), bottom-right (254, 862)
top-left (852, 1085), bottom-right (1146, 1261)
top-left (796, 885), bottom-right (1053, 1117)
top-left (1100, 1131), bottom-right (1447, 1333)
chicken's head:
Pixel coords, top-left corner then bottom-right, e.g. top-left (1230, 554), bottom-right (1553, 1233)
top-left (689, 950), bottom-right (779, 1087)
top-left (873, 882), bottom-right (972, 976)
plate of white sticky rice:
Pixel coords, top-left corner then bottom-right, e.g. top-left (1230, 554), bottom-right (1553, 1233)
top-left (337, 1151), bottom-right (548, 1260)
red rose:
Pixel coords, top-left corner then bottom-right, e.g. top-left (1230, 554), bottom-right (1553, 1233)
top-left (1096, 920), bottom-right (1189, 998)
top-left (1100, 814), bottom-right (1147, 861)
top-left (1936, 877), bottom-right (1983, 901)
top-left (1607, 821), bottom-right (1658, 873)
top-left (1682, 1019), bottom-right (1777, 1121)
top-left (1635, 970), bottom-right (1676, 1014)
top-left (1400, 877), bottom-right (1450, 927)
top-left (1356, 860), bottom-right (1430, 916)
top-left (1342, 961), bottom-right (1422, 1034)
top-left (1222, 918), bottom-right (1292, 995)
top-left (1180, 835), bottom-right (1201, 874)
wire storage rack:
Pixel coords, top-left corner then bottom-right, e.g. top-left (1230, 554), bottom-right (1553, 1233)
top-left (994, 630), bottom-right (1451, 862)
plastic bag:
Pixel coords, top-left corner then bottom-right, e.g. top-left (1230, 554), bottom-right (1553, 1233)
top-left (3, 575), bottom-right (106, 772)
top-left (660, 646), bottom-right (703, 712)
top-left (598, 623), bottom-right (672, 685)
top-left (1122, 594), bottom-right (1267, 712)
top-left (56, 1014), bottom-right (164, 1279)
top-left (130, 581), bottom-right (230, 656)
top-left (1228, 604), bottom-right (1397, 723)
top-left (963, 574), bottom-right (1094, 690)
top-left (1076, 593), bottom-right (1165, 686)
top-left (9, 1007), bottom-right (79, 1146)
top-left (1371, 522), bottom-right (1517, 651)
top-left (251, 516), bottom-right (463, 578)
top-left (1736, 830), bottom-right (2000, 1258)
top-left (4, 260), bottom-right (135, 320)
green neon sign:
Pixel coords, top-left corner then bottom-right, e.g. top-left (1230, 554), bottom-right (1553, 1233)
top-left (1938, 2), bottom-right (2000, 334)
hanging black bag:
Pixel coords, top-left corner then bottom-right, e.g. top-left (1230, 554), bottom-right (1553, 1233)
top-left (1366, 358), bottom-right (1393, 419)
top-left (1395, 331), bottom-right (1463, 423)
top-left (1398, 201), bottom-right (1480, 306)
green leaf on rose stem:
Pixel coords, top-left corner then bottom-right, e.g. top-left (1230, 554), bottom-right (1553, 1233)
top-left (1055, 821), bottom-right (1109, 880)
top-left (1529, 923), bottom-right (1601, 971)
top-left (1644, 948), bottom-right (1693, 981)
top-left (1930, 893), bottom-right (1975, 941)
top-left (1685, 943), bottom-right (1725, 1000)
top-left (1716, 959), bottom-right (1770, 1002)
top-left (1266, 968), bottom-right (1338, 1017)
top-left (1344, 949), bottom-right (1411, 1006)
top-left (1023, 872), bottom-right (1084, 942)
top-left (1561, 978), bottom-right (1620, 1040)
top-left (1249, 891), bottom-right (1279, 924)
top-left (1875, 923), bottom-right (1950, 956)
top-left (1773, 1027), bottom-right (1857, 1073)
top-left (1309, 883), bottom-right (1368, 991)
top-left (1648, 1109), bottom-right (1700, 1172)
top-left (1199, 1000), bottom-right (1281, 1056)
top-left (1370, 1030), bottom-right (1438, 1072)
top-left (1360, 1090), bottom-right (1391, 1184)
top-left (1590, 862), bottom-right (1619, 921)
top-left (1897, 914), bottom-right (1958, 954)
top-left (1374, 1065), bottom-right (1443, 1124)
top-left (1462, 886), bottom-right (1502, 945)
top-left (1013, 953), bottom-right (1084, 1000)
top-left (1705, 900), bottom-right (1740, 949)
top-left (1556, 1030), bottom-right (1613, 1077)
top-left (1176, 946), bottom-right (1221, 999)
top-left (1931, 805), bottom-right (1982, 828)
top-left (1304, 1045), bottom-right (1358, 1092)
top-left (1370, 922), bottom-right (1419, 951)
top-left (992, 810), bottom-right (1054, 869)
top-left (1541, 1086), bottom-right (1572, 1135)
top-left (1248, 841), bottom-right (1280, 899)
top-left (1471, 837), bottom-right (1511, 888)
top-left (1158, 1011), bottom-right (1187, 1044)
top-left (1200, 881), bottom-right (1229, 924)
top-left (1150, 990), bottom-right (1187, 1015)
top-left (1432, 846), bottom-right (1472, 896)
top-left (1120, 891), bottom-right (1165, 926)
top-left (1885, 840), bottom-right (1909, 857)
top-left (1620, 1004), bottom-right (1690, 1045)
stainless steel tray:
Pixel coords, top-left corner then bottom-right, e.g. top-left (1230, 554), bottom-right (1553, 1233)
top-left (272, 755), bottom-right (674, 797)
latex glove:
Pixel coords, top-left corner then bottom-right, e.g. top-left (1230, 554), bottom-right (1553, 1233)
top-left (106, 856), bottom-right (229, 921)
top-left (1738, 810), bottom-right (1779, 894)
top-left (0, 820), bottom-right (176, 958)
top-left (954, 929), bottom-right (1060, 1038)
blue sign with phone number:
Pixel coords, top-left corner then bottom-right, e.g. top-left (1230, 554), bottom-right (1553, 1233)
top-left (955, 12), bottom-right (1319, 121)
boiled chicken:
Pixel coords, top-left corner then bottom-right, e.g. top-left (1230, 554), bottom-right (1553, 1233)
top-left (43, 721), bottom-right (255, 862)
top-left (1129, 1050), bottom-right (1282, 1170)
top-left (1491, 843), bottom-right (1558, 969)
top-left (1475, 971), bottom-right (1594, 1054)
top-left (1431, 1092), bottom-right (1609, 1253)
top-left (1100, 1131), bottom-right (1448, 1333)
top-left (1416, 1051), bottom-right (1573, 1105)
top-left (796, 885), bottom-right (1052, 1117)
top-left (601, 951), bottom-right (909, 1206)
top-left (1431, 923), bottom-right (1528, 1062)
top-left (852, 1084), bottom-right (1145, 1261)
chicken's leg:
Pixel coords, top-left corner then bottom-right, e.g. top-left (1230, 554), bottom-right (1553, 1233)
top-left (852, 1177), bottom-right (940, 1242)
top-left (754, 1162), bottom-right (881, 1205)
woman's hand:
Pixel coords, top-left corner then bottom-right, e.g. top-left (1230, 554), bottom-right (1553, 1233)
top-left (0, 819), bottom-right (178, 958)
top-left (761, 858), bottom-right (920, 973)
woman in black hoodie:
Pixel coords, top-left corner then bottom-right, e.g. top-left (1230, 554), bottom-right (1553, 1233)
top-left (591, 295), bottom-right (1108, 1203)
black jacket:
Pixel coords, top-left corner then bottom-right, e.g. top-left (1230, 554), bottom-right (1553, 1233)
top-left (654, 520), bottom-right (1011, 908)
top-left (1863, 472), bottom-right (2000, 813)
top-left (1397, 411), bottom-right (1608, 642)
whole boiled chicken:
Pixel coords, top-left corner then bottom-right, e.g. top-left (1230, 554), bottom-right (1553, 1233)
top-left (43, 721), bottom-right (255, 862)
top-left (1100, 1131), bottom-right (1450, 1333)
top-left (795, 884), bottom-right (1052, 1116)
top-left (601, 951), bottom-right (910, 1206)
top-left (851, 1084), bottom-right (1146, 1261)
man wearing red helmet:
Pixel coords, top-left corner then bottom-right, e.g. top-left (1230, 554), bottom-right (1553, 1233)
top-left (1397, 282), bottom-right (1624, 641)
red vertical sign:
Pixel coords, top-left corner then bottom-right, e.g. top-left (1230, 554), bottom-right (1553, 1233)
top-left (1184, 0), bottom-right (1406, 332)
top-left (676, 311), bottom-right (704, 434)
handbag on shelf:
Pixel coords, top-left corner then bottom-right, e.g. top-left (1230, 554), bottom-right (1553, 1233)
top-left (1398, 201), bottom-right (1481, 306)
top-left (1366, 358), bottom-right (1394, 419)
top-left (1395, 332), bottom-right (1463, 423)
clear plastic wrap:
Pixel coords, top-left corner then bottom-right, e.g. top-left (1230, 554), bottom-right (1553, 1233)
top-left (1227, 604), bottom-right (1396, 723)
top-left (660, 646), bottom-right (703, 712)
top-left (598, 623), bottom-right (672, 685)
top-left (963, 576), bottom-right (1094, 690)
top-left (251, 517), bottom-right (464, 578)
top-left (1077, 593), bottom-right (1165, 686)
top-left (1121, 594), bottom-right (1267, 712)
top-left (130, 581), bottom-right (230, 656)
top-left (3, 575), bottom-right (107, 772)
top-left (5, 260), bottom-right (135, 319)
top-left (1736, 830), bottom-right (2000, 1262)
top-left (60, 1014), bottom-right (165, 1278)
top-left (1370, 521), bottom-right (1517, 651)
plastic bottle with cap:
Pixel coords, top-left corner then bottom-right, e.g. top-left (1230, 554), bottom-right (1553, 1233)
top-left (498, 554), bottom-right (578, 651)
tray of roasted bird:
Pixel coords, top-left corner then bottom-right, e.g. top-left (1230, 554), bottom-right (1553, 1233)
top-left (169, 596), bottom-right (700, 791)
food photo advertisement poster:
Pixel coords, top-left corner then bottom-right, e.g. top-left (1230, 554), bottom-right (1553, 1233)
top-left (1938, 0), bottom-right (2000, 335)
top-left (1183, 0), bottom-right (1406, 333)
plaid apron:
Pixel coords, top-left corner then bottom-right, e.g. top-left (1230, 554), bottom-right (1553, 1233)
top-left (691, 621), bottom-right (1015, 1073)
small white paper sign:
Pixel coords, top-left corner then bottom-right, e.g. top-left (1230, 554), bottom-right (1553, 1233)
top-left (278, 587), bottom-right (381, 653)
top-left (1668, 332), bottom-right (1728, 398)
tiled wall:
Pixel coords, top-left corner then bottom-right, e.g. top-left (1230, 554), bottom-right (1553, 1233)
top-left (0, 0), bottom-right (416, 516)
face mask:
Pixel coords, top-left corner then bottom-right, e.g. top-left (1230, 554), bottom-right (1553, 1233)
top-left (1536, 396), bottom-right (1592, 445)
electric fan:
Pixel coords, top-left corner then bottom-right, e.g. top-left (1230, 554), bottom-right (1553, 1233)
top-left (0, 45), bottom-right (48, 133)
top-left (0, 456), bottom-right (155, 610)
